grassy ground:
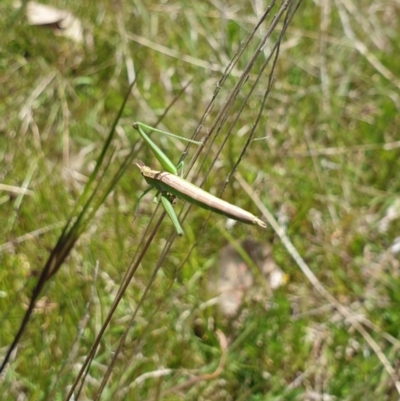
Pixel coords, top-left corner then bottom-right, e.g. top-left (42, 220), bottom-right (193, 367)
top-left (1, 0), bottom-right (400, 400)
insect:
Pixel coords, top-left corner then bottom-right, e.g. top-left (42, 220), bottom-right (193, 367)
top-left (133, 122), bottom-right (266, 235)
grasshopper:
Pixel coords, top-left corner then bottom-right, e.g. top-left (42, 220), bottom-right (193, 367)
top-left (133, 122), bottom-right (266, 235)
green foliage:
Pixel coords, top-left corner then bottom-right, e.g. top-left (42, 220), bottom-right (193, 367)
top-left (1, 0), bottom-right (400, 400)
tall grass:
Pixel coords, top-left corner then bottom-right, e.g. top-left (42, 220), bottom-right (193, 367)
top-left (1, 1), bottom-right (400, 400)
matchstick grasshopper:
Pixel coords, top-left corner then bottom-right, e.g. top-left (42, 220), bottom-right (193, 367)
top-left (133, 122), bottom-right (266, 235)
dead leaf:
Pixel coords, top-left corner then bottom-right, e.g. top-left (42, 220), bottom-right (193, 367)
top-left (210, 239), bottom-right (287, 316)
top-left (15, 1), bottom-right (85, 43)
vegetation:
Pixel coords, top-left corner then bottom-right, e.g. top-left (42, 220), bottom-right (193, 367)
top-left (1, 0), bottom-right (400, 400)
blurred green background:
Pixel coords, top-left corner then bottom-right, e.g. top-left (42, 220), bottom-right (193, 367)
top-left (1, 0), bottom-right (400, 400)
